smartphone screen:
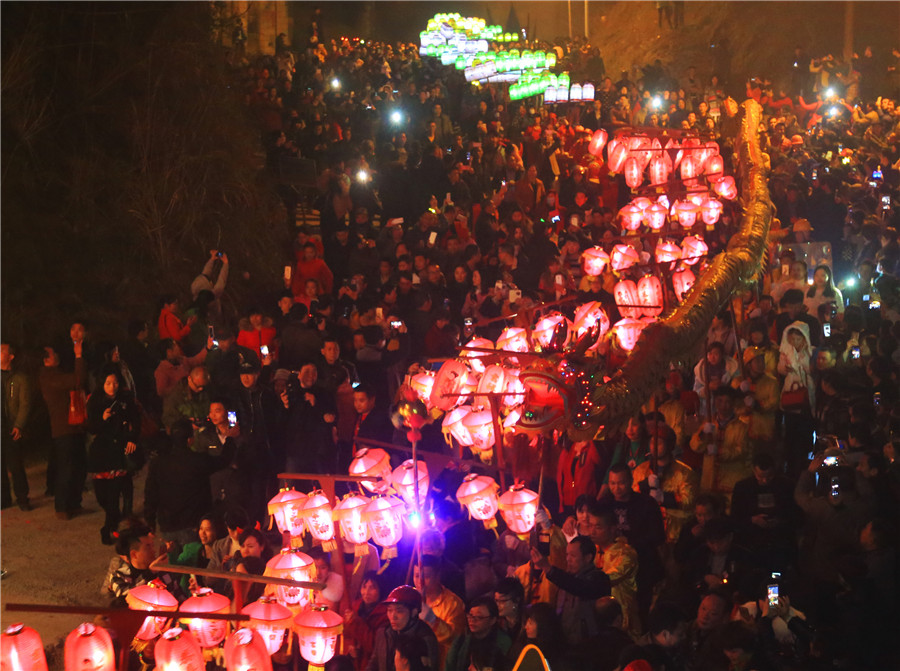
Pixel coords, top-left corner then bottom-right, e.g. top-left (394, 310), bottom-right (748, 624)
top-left (207, 325), bottom-right (215, 339)
top-left (851, 346), bottom-right (860, 359)
top-left (284, 265), bottom-right (292, 280)
top-left (260, 345), bottom-right (269, 357)
top-left (555, 274), bottom-right (564, 285)
top-left (428, 231), bottom-right (438, 246)
top-left (227, 411), bottom-right (237, 427)
top-left (823, 323), bottom-right (831, 337)
top-left (767, 584), bottom-right (779, 607)
top-left (823, 455), bottom-right (839, 466)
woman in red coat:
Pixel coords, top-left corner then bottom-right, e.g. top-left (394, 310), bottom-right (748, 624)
top-left (236, 308), bottom-right (277, 363)
top-left (343, 571), bottom-right (388, 671)
top-left (556, 438), bottom-right (601, 515)
top-left (157, 294), bottom-right (195, 344)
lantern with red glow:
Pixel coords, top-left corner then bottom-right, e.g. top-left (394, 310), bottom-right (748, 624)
top-left (498, 484), bottom-right (539, 535)
top-left (180, 588), bottom-right (230, 648)
top-left (631, 197), bottom-right (652, 212)
top-left (680, 153), bottom-right (702, 182)
top-left (294, 606), bottom-right (343, 671)
top-left (333, 493), bottom-right (371, 550)
top-left (705, 154), bottom-right (724, 178)
top-left (605, 136), bottom-right (620, 164)
top-left (462, 337), bottom-right (494, 373)
top-left (409, 372), bottom-right (435, 407)
top-left (713, 176), bottom-right (738, 200)
top-left (672, 268), bottom-right (696, 302)
top-left (634, 137), bottom-right (653, 171)
top-left (127, 581), bottom-right (178, 641)
top-left (611, 244), bottom-right (639, 272)
top-left (640, 203), bottom-right (666, 231)
top-left (390, 460), bottom-right (429, 507)
top-left (613, 318), bottom-right (647, 351)
top-left (64, 624), bottom-right (114, 671)
top-left (581, 247), bottom-right (609, 276)
top-left (681, 236), bottom-right (708, 265)
top-left (474, 365), bottom-right (508, 410)
top-left (638, 275), bottom-right (664, 318)
top-left (442, 406), bottom-right (474, 446)
top-left (588, 128), bottom-right (607, 156)
top-left (614, 279), bottom-right (641, 319)
top-left (155, 627), bottom-right (204, 671)
top-left (701, 198), bottom-right (723, 228)
top-left (607, 141), bottom-right (630, 173)
top-left (2, 624), bottom-right (47, 671)
top-left (241, 597), bottom-right (293, 656)
top-left (655, 240), bottom-right (682, 267)
top-left (363, 495), bottom-right (404, 559)
top-left (623, 157), bottom-right (642, 189)
top-left (462, 409), bottom-right (496, 455)
top-left (503, 372), bottom-right (526, 410)
top-left (267, 488), bottom-right (308, 545)
top-left (618, 204), bottom-right (643, 231)
top-left (456, 474), bottom-right (500, 528)
top-left (674, 201), bottom-right (700, 229)
top-left (224, 629), bottom-right (272, 671)
top-left (299, 491), bottom-right (336, 552)
top-left (264, 548), bottom-right (314, 609)
top-left (533, 314), bottom-right (567, 348)
top-left (430, 359), bottom-right (468, 411)
top-left (349, 448), bottom-right (392, 493)
top-left (496, 327), bottom-right (528, 353)
top-left (573, 301), bottom-right (610, 339)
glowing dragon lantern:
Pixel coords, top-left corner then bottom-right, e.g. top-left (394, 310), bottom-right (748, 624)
top-left (127, 581), bottom-right (178, 641)
top-left (179, 588), bottom-right (231, 648)
top-left (293, 607), bottom-right (343, 671)
top-left (614, 279), bottom-right (642, 319)
top-left (349, 448), bottom-right (392, 493)
top-left (442, 406), bottom-right (474, 446)
top-left (390, 459), bottom-right (429, 507)
top-left (498, 484), bottom-right (539, 535)
top-left (623, 157), bottom-right (643, 189)
top-left (674, 201), bottom-right (700, 229)
top-left (474, 365), bottom-right (508, 410)
top-left (155, 628), bottom-right (204, 671)
top-left (588, 128), bottom-right (608, 156)
top-left (332, 493), bottom-right (371, 552)
top-left (618, 204), bottom-right (643, 232)
top-left (462, 409), bottom-right (496, 457)
top-left (299, 491), bottom-right (336, 552)
top-left (532, 314), bottom-right (568, 349)
top-left (362, 495), bottom-right (405, 559)
top-left (463, 337), bottom-right (494, 373)
top-left (643, 203), bottom-right (668, 231)
top-left (456, 474), bottom-right (501, 528)
top-left (701, 198), bottom-right (723, 228)
top-left (681, 236), bottom-right (708, 265)
top-left (224, 629), bottom-right (272, 671)
top-left (611, 244), bottom-right (640, 272)
top-left (264, 548), bottom-right (314, 610)
top-left (581, 247), bottom-right (610, 276)
top-left (496, 327), bottom-right (529, 353)
top-left (713, 175), bottom-right (738, 200)
top-left (64, 624), bottom-right (114, 671)
top-left (612, 318), bottom-right (647, 351)
top-left (2, 624), bottom-right (47, 671)
top-left (241, 597), bottom-right (293, 656)
top-left (267, 488), bottom-right (308, 547)
top-left (429, 359), bottom-right (468, 411)
top-left (638, 275), bottom-right (664, 318)
top-left (672, 267), bottom-right (697, 302)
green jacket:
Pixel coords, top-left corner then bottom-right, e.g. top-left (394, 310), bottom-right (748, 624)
top-left (2, 368), bottom-right (31, 432)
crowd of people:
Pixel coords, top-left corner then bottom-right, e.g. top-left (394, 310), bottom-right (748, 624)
top-left (3, 15), bottom-right (900, 671)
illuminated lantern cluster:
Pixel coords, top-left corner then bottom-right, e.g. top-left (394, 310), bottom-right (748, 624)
top-left (532, 314), bottom-right (569, 349)
top-left (637, 275), bottom-right (664, 318)
top-left (268, 488), bottom-right (307, 546)
top-left (613, 318), bottom-right (648, 351)
top-left (581, 246), bottom-right (610, 276)
top-left (498, 484), bottom-right (539, 535)
top-left (655, 240), bottom-right (682, 266)
top-left (442, 406), bottom-right (475, 446)
top-left (588, 129), bottom-right (607, 156)
top-left (496, 327), bottom-right (528, 353)
top-left (573, 301), bottom-right (611, 342)
top-left (64, 624), bottom-right (114, 671)
top-left (294, 607), bottom-right (343, 671)
top-left (456, 474), bottom-right (500, 528)
top-left (644, 202), bottom-right (668, 230)
top-left (333, 493), bottom-right (371, 551)
top-left (614, 279), bottom-right (641, 319)
top-left (390, 459), bottom-right (429, 507)
top-left (674, 200), bottom-right (700, 229)
top-left (225, 629), bottom-right (272, 671)
top-left (363, 495), bottom-right (405, 559)
top-left (242, 597), bottom-right (293, 656)
top-left (409, 372), bottom-right (435, 406)
top-left (618, 204), bottom-right (643, 231)
top-left (2, 624), bottom-right (47, 671)
top-left (430, 359), bottom-right (468, 411)
top-left (672, 268), bottom-right (697, 302)
top-left (611, 244), bottom-right (640, 272)
top-left (349, 448), bottom-right (392, 493)
top-left (681, 236), bottom-right (708, 265)
top-left (475, 365), bottom-right (508, 409)
top-left (180, 588), bottom-right (230, 648)
top-left (265, 548), bottom-right (314, 610)
top-left (156, 627), bottom-right (204, 671)
top-left (127, 581), bottom-right (178, 641)
top-left (462, 408), bottom-right (496, 454)
top-left (300, 491), bottom-right (336, 552)
top-left (712, 175), bottom-right (738, 200)
top-left (462, 337), bottom-right (493, 373)
top-left (701, 198), bottom-right (723, 227)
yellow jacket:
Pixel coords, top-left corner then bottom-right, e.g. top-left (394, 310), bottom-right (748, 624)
top-left (424, 585), bottom-right (466, 670)
top-left (690, 416), bottom-right (752, 505)
top-left (595, 537), bottom-right (641, 638)
top-left (631, 460), bottom-right (699, 543)
top-left (514, 526), bottom-right (567, 606)
top-left (736, 373), bottom-right (780, 446)
top-left (641, 397), bottom-right (687, 449)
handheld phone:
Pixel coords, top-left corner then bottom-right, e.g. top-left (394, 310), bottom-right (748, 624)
top-left (872, 167), bottom-right (883, 180)
top-left (390, 319), bottom-right (402, 329)
top-left (882, 195), bottom-right (891, 209)
top-left (874, 392), bottom-right (882, 407)
top-left (823, 323), bottom-right (831, 337)
top-left (823, 455), bottom-right (839, 466)
top-left (464, 317), bottom-right (474, 327)
top-left (851, 346), bottom-right (861, 359)
top-left (260, 345), bottom-right (269, 357)
top-left (767, 584), bottom-right (779, 608)
top-left (227, 411), bottom-right (237, 427)
top-left (781, 264), bottom-right (790, 277)
top-left (555, 274), bottom-right (565, 286)
top-left (551, 215), bottom-right (561, 224)
top-left (284, 265), bottom-right (292, 281)
top-left (863, 294), bottom-right (870, 302)
top-left (869, 300), bottom-right (881, 310)
top-left (208, 325), bottom-right (216, 340)
top-left (830, 476), bottom-right (841, 498)
top-left (428, 231), bottom-right (438, 246)
top-left (501, 179), bottom-right (507, 187)
top-left (812, 169), bottom-right (818, 181)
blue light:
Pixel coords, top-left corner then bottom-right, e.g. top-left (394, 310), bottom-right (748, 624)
top-left (408, 511), bottom-right (422, 528)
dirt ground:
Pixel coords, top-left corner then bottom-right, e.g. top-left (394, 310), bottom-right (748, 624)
top-left (1, 461), bottom-right (149, 654)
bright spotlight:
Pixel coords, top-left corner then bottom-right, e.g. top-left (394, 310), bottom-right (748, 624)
top-left (331, 77), bottom-right (341, 89)
top-left (356, 169), bottom-right (369, 182)
top-left (390, 110), bottom-right (403, 124)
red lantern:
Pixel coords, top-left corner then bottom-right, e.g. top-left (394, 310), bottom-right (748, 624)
top-left (390, 459), bottom-right (429, 507)
top-left (2, 624), bottom-right (47, 671)
top-left (496, 327), bottom-right (528, 353)
top-left (649, 155), bottom-right (670, 186)
top-left (299, 491), bottom-right (336, 552)
top-left (180, 588), bottom-right (230, 648)
top-left (264, 548), bottom-right (314, 609)
top-left (442, 406), bottom-right (474, 446)
top-left (127, 581), bottom-right (178, 641)
top-left (155, 627), bottom-right (204, 671)
top-left (349, 448), bottom-right (392, 493)
top-left (623, 157), bottom-right (642, 189)
top-left (409, 372), bottom-right (436, 407)
top-left (462, 409), bottom-right (496, 454)
top-left (573, 301), bottom-right (611, 338)
top-left (498, 484), bottom-right (539, 535)
top-left (681, 236), bottom-right (708, 265)
top-left (618, 204), bottom-right (643, 231)
top-left (705, 154), bottom-right (724, 178)
top-left (462, 337), bottom-right (494, 373)
top-left (241, 597), bottom-right (293, 656)
top-left (614, 279), bottom-right (642, 319)
top-left (607, 141), bottom-right (629, 173)
top-left (672, 268), bottom-right (696, 301)
top-left (430, 359), bottom-right (468, 411)
top-left (680, 153), bottom-right (702, 181)
top-left (65, 624), bottom-right (114, 671)
top-left (333, 493), bottom-right (371, 548)
top-left (713, 175), bottom-right (738, 200)
top-left (474, 365), bottom-right (508, 410)
top-left (456, 474), bottom-right (500, 527)
top-left (293, 607), bottom-right (343, 671)
top-left (612, 318), bottom-right (646, 351)
top-left (701, 198), bottom-right (723, 227)
top-left (611, 244), bottom-right (639, 272)
top-left (638, 275), bottom-right (664, 318)
top-left (581, 246), bottom-right (610, 276)
top-left (224, 629), bottom-right (272, 671)
top-left (532, 314), bottom-right (568, 348)
top-left (267, 488), bottom-right (308, 545)
top-left (674, 201), bottom-right (700, 229)
top-left (362, 495), bottom-right (404, 559)
top-left (654, 240), bottom-right (681, 266)
top-left (588, 128), bottom-right (607, 156)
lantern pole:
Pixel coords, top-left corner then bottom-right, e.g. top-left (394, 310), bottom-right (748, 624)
top-left (410, 434), bottom-right (425, 591)
top-left (489, 395), bottom-right (508, 491)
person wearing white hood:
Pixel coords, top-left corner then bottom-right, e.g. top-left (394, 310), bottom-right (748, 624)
top-left (777, 320), bottom-right (815, 476)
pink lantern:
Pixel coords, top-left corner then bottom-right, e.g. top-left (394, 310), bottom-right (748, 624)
top-left (713, 175), bottom-right (738, 200)
top-left (705, 154), bottom-right (724, 178)
top-left (2, 624), bottom-right (47, 671)
top-left (390, 459), bottom-right (429, 506)
top-left (614, 279), bottom-right (642, 319)
top-left (588, 129), bottom-right (607, 156)
top-left (224, 629), bottom-right (272, 671)
top-left (634, 137), bottom-right (654, 170)
top-left (581, 246), bottom-right (610, 276)
top-left (349, 448), bottom-right (392, 493)
top-left (681, 236), bottom-right (708, 265)
top-left (611, 244), bottom-right (639, 272)
top-left (674, 201), bottom-right (700, 229)
top-left (241, 597), bottom-right (293, 656)
top-left (503, 372), bottom-right (526, 410)
top-left (582, 83), bottom-right (595, 100)
top-left (573, 301), bottom-right (610, 338)
top-left (442, 406), bottom-right (474, 446)
top-left (64, 624), bottom-right (114, 671)
top-left (607, 141), bottom-right (630, 173)
top-left (430, 359), bottom-right (468, 411)
top-left (462, 409), bottom-right (496, 454)
top-left (267, 488), bottom-right (308, 544)
top-left (462, 337), bottom-right (494, 373)
top-left (655, 240), bottom-right (682, 266)
top-left (643, 203), bottom-right (668, 230)
top-left (701, 198), bottom-right (723, 227)
top-left (264, 548), bottom-right (314, 609)
top-left (672, 267), bottom-right (696, 301)
top-left (456, 474), bottom-right (501, 527)
top-left (362, 495), bottom-right (404, 559)
top-left (503, 407), bottom-right (522, 430)
top-left (649, 155), bottom-right (670, 185)
top-left (623, 157), bottom-right (643, 189)
top-left (127, 581), bottom-right (178, 641)
top-left (180, 588), bottom-right (230, 648)
top-left (613, 318), bottom-right (646, 351)
top-left (409, 372), bottom-right (436, 407)
top-left (496, 327), bottom-right (528, 353)
top-left (638, 275), bottom-right (664, 318)
top-left (631, 197), bottom-right (652, 211)
top-left (155, 627), bottom-right (204, 671)
top-left (498, 484), bottom-right (539, 535)
top-left (680, 153), bottom-right (703, 181)
top-left (618, 204), bottom-right (643, 231)
top-left (294, 607), bottom-right (343, 671)
top-left (532, 315), bottom-right (567, 348)
top-left (333, 493), bottom-right (371, 547)
top-left (299, 491), bottom-right (336, 551)
top-left (475, 365), bottom-right (508, 408)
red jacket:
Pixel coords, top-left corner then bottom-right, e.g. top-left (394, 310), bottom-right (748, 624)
top-left (158, 306), bottom-right (190, 342)
top-left (556, 441), bottom-right (601, 510)
top-left (291, 257), bottom-right (334, 297)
